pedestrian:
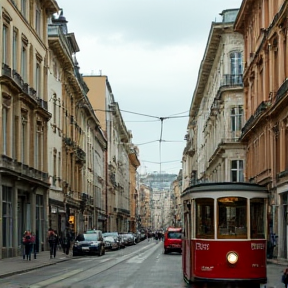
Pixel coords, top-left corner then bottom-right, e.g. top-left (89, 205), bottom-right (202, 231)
top-left (63, 227), bottom-right (72, 255)
top-left (283, 268), bottom-right (288, 288)
top-left (22, 230), bottom-right (33, 261)
top-left (48, 228), bottom-right (57, 259)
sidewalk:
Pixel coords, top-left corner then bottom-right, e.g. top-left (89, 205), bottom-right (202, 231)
top-left (0, 251), bottom-right (72, 279)
top-left (267, 257), bottom-right (288, 267)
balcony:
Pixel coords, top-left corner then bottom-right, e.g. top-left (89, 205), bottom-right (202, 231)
top-left (275, 78), bottom-right (288, 104)
top-left (220, 74), bottom-right (243, 87)
top-left (48, 25), bottom-right (74, 68)
top-left (75, 147), bottom-right (86, 164)
top-left (241, 101), bottom-right (270, 136)
top-left (0, 155), bottom-right (49, 184)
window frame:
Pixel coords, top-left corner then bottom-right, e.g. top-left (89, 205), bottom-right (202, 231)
top-left (195, 198), bottom-right (214, 239)
top-left (231, 159), bottom-right (244, 182)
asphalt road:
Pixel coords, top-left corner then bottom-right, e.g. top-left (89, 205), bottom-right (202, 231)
top-left (0, 239), bottom-right (286, 288)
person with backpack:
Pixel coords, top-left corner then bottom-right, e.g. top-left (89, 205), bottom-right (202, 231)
top-left (48, 228), bottom-right (57, 259)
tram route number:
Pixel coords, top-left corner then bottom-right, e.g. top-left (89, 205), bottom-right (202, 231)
top-left (251, 243), bottom-right (265, 250)
top-left (195, 243), bottom-right (209, 250)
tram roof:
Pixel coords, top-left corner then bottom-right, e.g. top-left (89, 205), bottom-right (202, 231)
top-left (182, 182), bottom-right (268, 197)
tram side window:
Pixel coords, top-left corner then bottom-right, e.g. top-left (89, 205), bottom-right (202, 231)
top-left (250, 198), bottom-right (265, 239)
top-left (196, 198), bottom-right (214, 239)
top-left (218, 197), bottom-right (247, 239)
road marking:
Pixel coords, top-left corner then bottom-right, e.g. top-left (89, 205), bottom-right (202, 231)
top-left (126, 243), bottom-right (160, 264)
top-left (29, 269), bottom-right (82, 288)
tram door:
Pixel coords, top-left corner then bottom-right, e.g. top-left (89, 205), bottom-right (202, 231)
top-left (183, 201), bottom-right (192, 280)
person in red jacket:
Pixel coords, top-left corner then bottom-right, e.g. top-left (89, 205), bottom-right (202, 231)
top-left (22, 230), bottom-right (33, 261)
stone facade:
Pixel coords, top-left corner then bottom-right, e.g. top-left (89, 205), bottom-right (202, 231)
top-left (0, 0), bottom-right (59, 258)
top-left (183, 9), bottom-right (245, 191)
top-left (235, 0), bottom-right (288, 260)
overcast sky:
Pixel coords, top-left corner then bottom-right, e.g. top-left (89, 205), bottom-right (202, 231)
top-left (56, 0), bottom-right (243, 176)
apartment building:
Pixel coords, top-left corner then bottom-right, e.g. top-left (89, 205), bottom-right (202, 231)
top-left (47, 11), bottom-right (107, 237)
top-left (183, 9), bottom-right (245, 191)
top-left (84, 75), bottom-right (137, 232)
top-left (139, 184), bottom-right (152, 229)
top-left (0, 0), bottom-right (59, 258)
top-left (235, 0), bottom-right (288, 260)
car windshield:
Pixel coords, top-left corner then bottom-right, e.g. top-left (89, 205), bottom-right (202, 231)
top-left (83, 234), bottom-right (99, 241)
top-left (104, 236), bottom-right (115, 241)
top-left (103, 232), bottom-right (118, 237)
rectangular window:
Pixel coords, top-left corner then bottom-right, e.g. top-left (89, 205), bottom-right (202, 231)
top-left (13, 29), bottom-right (18, 70)
top-left (2, 186), bottom-right (13, 248)
top-left (21, 115), bottom-right (27, 163)
top-left (218, 197), bottom-right (247, 239)
top-left (231, 160), bottom-right (244, 182)
top-left (35, 8), bottom-right (41, 35)
top-left (21, 0), bottom-right (27, 18)
top-left (230, 52), bottom-right (243, 75)
top-left (231, 106), bottom-right (243, 133)
top-left (34, 123), bottom-right (41, 169)
top-left (21, 43), bottom-right (27, 82)
top-left (2, 25), bottom-right (8, 64)
top-left (250, 198), bottom-right (265, 239)
top-left (2, 107), bottom-right (7, 155)
top-left (35, 62), bottom-right (41, 96)
top-left (196, 198), bottom-right (214, 239)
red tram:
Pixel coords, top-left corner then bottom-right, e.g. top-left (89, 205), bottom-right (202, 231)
top-left (181, 182), bottom-right (268, 287)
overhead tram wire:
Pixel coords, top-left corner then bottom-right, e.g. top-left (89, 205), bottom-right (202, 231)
top-left (119, 109), bottom-right (189, 174)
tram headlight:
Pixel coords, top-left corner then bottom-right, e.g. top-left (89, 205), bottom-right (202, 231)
top-left (227, 251), bottom-right (238, 264)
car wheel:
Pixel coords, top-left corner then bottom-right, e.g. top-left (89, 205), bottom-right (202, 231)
top-left (164, 249), bottom-right (168, 254)
top-left (73, 251), bottom-right (78, 257)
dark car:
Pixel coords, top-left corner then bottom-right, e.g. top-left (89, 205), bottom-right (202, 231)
top-left (73, 231), bottom-right (105, 256)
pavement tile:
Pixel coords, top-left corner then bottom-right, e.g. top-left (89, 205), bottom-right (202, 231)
top-left (0, 251), bottom-right (72, 279)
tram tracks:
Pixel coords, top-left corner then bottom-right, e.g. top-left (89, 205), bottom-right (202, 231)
top-left (29, 242), bottom-right (160, 288)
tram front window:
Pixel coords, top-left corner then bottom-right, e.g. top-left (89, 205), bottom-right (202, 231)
top-left (251, 198), bottom-right (265, 239)
top-left (218, 197), bottom-right (247, 239)
top-left (196, 198), bottom-right (214, 239)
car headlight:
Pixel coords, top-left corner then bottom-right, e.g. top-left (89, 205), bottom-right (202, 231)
top-left (227, 251), bottom-right (238, 264)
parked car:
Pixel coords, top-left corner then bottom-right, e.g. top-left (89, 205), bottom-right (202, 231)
top-left (118, 234), bottom-right (129, 246)
top-left (104, 236), bottom-right (119, 250)
top-left (120, 233), bottom-right (136, 245)
top-left (103, 232), bottom-right (119, 239)
top-left (73, 231), bottom-right (105, 256)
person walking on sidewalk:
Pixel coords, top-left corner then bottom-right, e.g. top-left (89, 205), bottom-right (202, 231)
top-left (48, 228), bottom-right (57, 259)
top-left (22, 230), bottom-right (33, 261)
top-left (283, 268), bottom-right (288, 288)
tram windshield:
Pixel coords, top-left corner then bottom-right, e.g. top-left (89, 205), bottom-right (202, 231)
top-left (218, 197), bottom-right (247, 238)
